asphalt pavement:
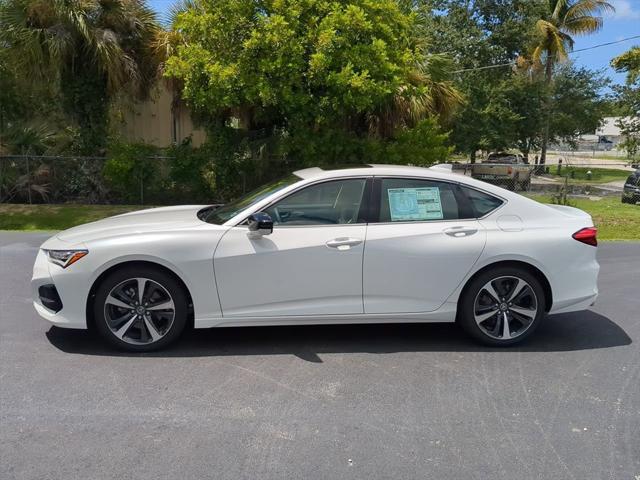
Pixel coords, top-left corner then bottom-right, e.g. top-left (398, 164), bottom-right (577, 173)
top-left (1, 232), bottom-right (638, 480)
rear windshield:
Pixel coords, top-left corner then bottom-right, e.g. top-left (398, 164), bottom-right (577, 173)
top-left (487, 155), bottom-right (517, 164)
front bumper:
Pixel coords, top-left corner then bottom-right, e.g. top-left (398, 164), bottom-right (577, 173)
top-left (31, 248), bottom-right (88, 329)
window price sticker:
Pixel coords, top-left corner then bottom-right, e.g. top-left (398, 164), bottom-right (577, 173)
top-left (388, 187), bottom-right (444, 221)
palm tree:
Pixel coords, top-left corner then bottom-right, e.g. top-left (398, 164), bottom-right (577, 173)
top-left (0, 0), bottom-right (161, 154)
top-left (611, 46), bottom-right (640, 84)
top-left (368, 54), bottom-right (464, 138)
top-left (530, 0), bottom-right (614, 165)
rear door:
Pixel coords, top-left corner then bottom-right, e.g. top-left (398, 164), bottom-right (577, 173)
top-left (363, 177), bottom-right (487, 314)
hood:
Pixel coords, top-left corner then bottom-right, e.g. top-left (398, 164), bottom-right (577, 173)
top-left (56, 205), bottom-right (209, 245)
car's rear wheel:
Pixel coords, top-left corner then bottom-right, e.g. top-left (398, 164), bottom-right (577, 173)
top-left (93, 266), bottom-right (188, 352)
top-left (458, 267), bottom-right (545, 346)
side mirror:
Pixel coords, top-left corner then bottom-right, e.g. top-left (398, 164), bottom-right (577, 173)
top-left (247, 212), bottom-right (273, 237)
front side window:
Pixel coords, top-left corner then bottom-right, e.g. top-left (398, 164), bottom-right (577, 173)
top-left (378, 178), bottom-right (466, 222)
top-left (264, 178), bottom-right (367, 225)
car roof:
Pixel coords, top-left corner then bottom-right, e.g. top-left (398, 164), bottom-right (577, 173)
top-left (292, 163), bottom-right (521, 201)
top-left (294, 164), bottom-right (454, 180)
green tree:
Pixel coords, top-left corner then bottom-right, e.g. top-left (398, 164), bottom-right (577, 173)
top-left (529, 0), bottom-right (613, 165)
top-left (0, 44), bottom-right (68, 154)
top-left (502, 64), bottom-right (609, 158)
top-left (420, 0), bottom-right (545, 160)
top-left (612, 46), bottom-right (640, 83)
top-left (164, 0), bottom-right (458, 175)
top-left (611, 46), bottom-right (640, 160)
top-left (0, 0), bottom-right (161, 154)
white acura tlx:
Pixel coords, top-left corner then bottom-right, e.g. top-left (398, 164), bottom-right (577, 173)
top-left (32, 164), bottom-right (599, 351)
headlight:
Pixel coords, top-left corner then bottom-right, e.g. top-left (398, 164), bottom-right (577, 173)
top-left (43, 249), bottom-right (88, 268)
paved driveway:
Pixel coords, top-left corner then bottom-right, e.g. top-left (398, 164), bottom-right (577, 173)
top-left (1, 232), bottom-right (638, 480)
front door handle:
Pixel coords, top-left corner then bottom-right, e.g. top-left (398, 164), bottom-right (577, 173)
top-left (443, 226), bottom-right (478, 238)
top-left (326, 237), bottom-right (363, 250)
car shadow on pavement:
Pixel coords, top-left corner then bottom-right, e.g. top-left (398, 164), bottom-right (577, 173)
top-left (45, 310), bottom-right (631, 361)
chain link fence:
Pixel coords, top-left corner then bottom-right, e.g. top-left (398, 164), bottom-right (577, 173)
top-left (1, 154), bottom-right (635, 205)
top-left (451, 160), bottom-right (634, 201)
top-left (0, 154), bottom-right (225, 205)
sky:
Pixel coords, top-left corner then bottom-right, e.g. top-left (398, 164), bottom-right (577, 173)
top-left (147, 0), bottom-right (640, 87)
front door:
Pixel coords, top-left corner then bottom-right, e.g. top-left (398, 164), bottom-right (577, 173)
top-left (214, 178), bottom-right (369, 317)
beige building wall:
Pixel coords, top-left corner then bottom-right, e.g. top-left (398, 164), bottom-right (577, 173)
top-left (116, 85), bottom-right (206, 148)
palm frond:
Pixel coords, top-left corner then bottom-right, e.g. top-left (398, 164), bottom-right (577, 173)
top-left (166, 0), bottom-right (201, 28)
top-left (563, 15), bottom-right (604, 35)
top-left (565, 0), bottom-right (614, 20)
top-left (551, 0), bottom-right (570, 21)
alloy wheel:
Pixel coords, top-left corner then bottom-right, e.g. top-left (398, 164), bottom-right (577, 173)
top-left (473, 275), bottom-right (538, 341)
top-left (103, 277), bottom-right (175, 345)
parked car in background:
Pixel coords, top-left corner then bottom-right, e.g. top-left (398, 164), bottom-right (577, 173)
top-left (471, 152), bottom-right (532, 191)
top-left (622, 168), bottom-right (640, 205)
top-left (32, 164), bottom-right (599, 351)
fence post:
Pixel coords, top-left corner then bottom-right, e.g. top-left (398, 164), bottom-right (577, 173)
top-left (26, 155), bottom-right (32, 205)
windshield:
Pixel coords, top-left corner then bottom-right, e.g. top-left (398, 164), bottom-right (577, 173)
top-left (199, 174), bottom-right (300, 225)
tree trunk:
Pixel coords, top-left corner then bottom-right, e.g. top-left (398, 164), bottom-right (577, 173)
top-left (539, 56), bottom-right (554, 166)
top-left (470, 149), bottom-right (476, 164)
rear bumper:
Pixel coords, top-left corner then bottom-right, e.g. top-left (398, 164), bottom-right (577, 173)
top-left (549, 292), bottom-right (598, 314)
top-left (548, 256), bottom-right (599, 315)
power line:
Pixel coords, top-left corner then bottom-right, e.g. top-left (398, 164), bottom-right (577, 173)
top-left (451, 34), bottom-right (640, 74)
top-left (572, 34), bottom-right (640, 53)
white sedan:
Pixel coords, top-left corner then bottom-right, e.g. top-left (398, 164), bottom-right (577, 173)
top-left (32, 164), bottom-right (599, 351)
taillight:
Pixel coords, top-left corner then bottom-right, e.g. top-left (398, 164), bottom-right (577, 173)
top-left (507, 167), bottom-right (512, 174)
top-left (573, 227), bottom-right (598, 246)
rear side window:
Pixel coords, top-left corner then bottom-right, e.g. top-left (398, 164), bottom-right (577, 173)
top-left (460, 186), bottom-right (504, 217)
top-left (378, 178), bottom-right (465, 222)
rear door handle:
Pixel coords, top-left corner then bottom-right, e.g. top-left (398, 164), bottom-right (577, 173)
top-left (326, 237), bottom-right (363, 250)
top-left (443, 226), bottom-right (478, 238)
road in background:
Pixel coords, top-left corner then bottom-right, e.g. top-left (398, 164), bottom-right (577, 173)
top-left (1, 232), bottom-right (638, 480)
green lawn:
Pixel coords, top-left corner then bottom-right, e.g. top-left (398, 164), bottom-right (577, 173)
top-left (0, 204), bottom-right (145, 231)
top-left (526, 194), bottom-right (640, 241)
top-left (1, 198), bottom-right (639, 241)
top-left (546, 166), bottom-right (630, 184)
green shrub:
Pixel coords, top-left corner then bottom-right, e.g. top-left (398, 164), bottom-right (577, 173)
top-left (103, 142), bottom-right (161, 204)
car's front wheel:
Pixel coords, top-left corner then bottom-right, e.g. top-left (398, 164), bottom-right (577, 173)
top-left (93, 266), bottom-right (188, 351)
top-left (458, 267), bottom-right (545, 346)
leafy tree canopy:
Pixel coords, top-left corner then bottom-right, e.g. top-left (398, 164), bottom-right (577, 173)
top-left (611, 46), bottom-right (640, 158)
top-left (165, 0), bottom-right (458, 137)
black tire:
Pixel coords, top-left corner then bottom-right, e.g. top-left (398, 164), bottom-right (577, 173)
top-left (520, 178), bottom-right (531, 191)
top-left (621, 196), bottom-right (630, 204)
top-left (458, 266), bottom-right (546, 347)
top-left (93, 265), bottom-right (188, 352)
